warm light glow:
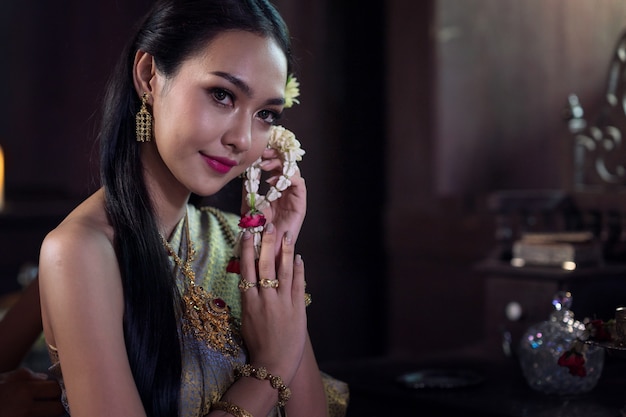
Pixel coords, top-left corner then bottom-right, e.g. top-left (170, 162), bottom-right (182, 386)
top-left (511, 257), bottom-right (525, 267)
top-left (562, 261), bottom-right (577, 271)
top-left (0, 145), bottom-right (4, 211)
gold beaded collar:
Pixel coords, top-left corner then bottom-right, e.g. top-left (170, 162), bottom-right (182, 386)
top-left (161, 210), bottom-right (241, 357)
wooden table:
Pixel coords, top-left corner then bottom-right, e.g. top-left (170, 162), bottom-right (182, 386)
top-left (321, 351), bottom-right (626, 417)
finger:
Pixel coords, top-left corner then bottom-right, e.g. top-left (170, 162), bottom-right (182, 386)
top-left (262, 147), bottom-right (279, 158)
top-left (257, 223), bottom-right (279, 295)
top-left (258, 158), bottom-right (283, 173)
top-left (292, 254), bottom-right (306, 308)
top-left (3, 368), bottom-right (45, 382)
top-left (277, 231), bottom-right (295, 295)
top-left (238, 231), bottom-right (259, 299)
top-left (257, 223), bottom-right (277, 278)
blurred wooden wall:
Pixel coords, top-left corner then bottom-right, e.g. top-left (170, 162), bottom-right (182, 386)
top-left (385, 0), bottom-right (626, 358)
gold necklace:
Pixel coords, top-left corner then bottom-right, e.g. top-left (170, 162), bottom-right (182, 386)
top-left (161, 211), bottom-right (240, 357)
top-left (201, 206), bottom-right (237, 247)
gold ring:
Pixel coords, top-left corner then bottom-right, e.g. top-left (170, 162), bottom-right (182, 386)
top-left (305, 293), bottom-right (312, 307)
top-left (259, 278), bottom-right (279, 289)
top-left (238, 278), bottom-right (257, 292)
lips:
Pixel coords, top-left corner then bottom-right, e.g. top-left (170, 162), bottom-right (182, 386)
top-left (201, 154), bottom-right (236, 174)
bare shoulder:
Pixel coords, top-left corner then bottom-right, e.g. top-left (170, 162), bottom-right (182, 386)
top-left (39, 190), bottom-right (123, 346)
top-left (40, 190), bottom-right (115, 280)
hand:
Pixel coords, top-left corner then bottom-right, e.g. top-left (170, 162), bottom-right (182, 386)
top-left (0, 368), bottom-right (64, 417)
top-left (238, 222), bottom-right (307, 385)
top-left (242, 147), bottom-right (307, 256)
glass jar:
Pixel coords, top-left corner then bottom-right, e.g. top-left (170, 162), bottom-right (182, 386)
top-left (518, 291), bottom-right (604, 395)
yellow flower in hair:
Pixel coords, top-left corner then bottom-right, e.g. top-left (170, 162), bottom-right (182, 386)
top-left (284, 74), bottom-right (300, 108)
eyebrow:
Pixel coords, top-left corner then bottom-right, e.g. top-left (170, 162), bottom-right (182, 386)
top-left (212, 71), bottom-right (285, 106)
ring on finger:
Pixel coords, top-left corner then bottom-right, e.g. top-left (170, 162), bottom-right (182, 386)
top-left (259, 278), bottom-right (279, 289)
top-left (238, 278), bottom-right (257, 292)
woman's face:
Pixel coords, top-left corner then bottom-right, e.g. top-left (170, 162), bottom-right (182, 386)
top-left (148, 30), bottom-right (288, 197)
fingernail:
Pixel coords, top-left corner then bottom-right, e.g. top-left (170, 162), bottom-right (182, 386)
top-left (284, 231), bottom-right (292, 245)
top-left (295, 254), bottom-right (303, 265)
top-left (265, 175), bottom-right (278, 184)
top-left (265, 223), bottom-right (275, 234)
top-left (242, 231), bottom-right (252, 240)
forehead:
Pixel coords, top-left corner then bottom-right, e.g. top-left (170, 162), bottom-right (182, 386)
top-left (180, 30), bottom-right (288, 96)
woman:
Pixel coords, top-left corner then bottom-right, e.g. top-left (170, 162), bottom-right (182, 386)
top-left (38, 0), bottom-right (346, 416)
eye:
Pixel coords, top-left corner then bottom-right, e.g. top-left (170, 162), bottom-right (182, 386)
top-left (257, 109), bottom-right (282, 125)
top-left (210, 88), bottom-right (233, 106)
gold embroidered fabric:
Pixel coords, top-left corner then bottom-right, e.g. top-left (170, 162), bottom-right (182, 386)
top-left (165, 205), bottom-right (248, 416)
top-left (46, 204), bottom-right (349, 417)
top-left (322, 372), bottom-right (350, 417)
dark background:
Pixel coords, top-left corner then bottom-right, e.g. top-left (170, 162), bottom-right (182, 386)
top-left (2, 0), bottom-right (626, 365)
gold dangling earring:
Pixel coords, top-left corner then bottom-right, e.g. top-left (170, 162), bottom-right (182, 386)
top-left (136, 92), bottom-right (152, 142)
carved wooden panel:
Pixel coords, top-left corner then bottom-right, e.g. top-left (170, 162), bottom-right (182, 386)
top-left (570, 31), bottom-right (626, 190)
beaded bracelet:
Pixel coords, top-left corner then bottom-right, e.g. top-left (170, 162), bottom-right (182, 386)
top-left (235, 364), bottom-right (292, 407)
top-left (211, 401), bottom-right (253, 417)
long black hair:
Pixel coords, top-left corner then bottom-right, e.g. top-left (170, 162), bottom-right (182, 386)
top-left (98, 0), bottom-right (293, 414)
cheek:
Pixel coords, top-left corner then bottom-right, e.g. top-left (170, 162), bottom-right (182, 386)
top-left (152, 100), bottom-right (180, 145)
top-left (153, 104), bottom-right (204, 149)
top-left (246, 133), bottom-right (271, 165)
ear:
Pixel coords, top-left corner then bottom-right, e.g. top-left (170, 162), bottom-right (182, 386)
top-left (132, 50), bottom-right (156, 99)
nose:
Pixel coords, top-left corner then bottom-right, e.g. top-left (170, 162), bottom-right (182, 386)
top-left (223, 113), bottom-right (252, 152)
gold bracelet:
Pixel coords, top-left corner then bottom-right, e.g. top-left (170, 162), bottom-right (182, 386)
top-left (235, 364), bottom-right (292, 407)
top-left (211, 401), bottom-right (253, 417)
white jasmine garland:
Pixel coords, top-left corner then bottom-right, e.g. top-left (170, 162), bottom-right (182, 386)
top-left (244, 125), bottom-right (305, 213)
top-left (243, 74), bottom-right (302, 217)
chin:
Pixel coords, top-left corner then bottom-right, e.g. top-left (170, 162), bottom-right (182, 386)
top-left (192, 189), bottom-right (221, 199)
top-left (191, 182), bottom-right (230, 198)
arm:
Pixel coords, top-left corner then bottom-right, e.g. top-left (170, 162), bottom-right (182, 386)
top-left (261, 150), bottom-right (327, 414)
top-left (284, 335), bottom-right (327, 417)
top-left (209, 223), bottom-right (326, 416)
top-left (0, 278), bottom-right (64, 417)
top-left (39, 223), bottom-right (146, 417)
top-left (0, 368), bottom-right (64, 417)
top-left (0, 279), bottom-right (43, 373)
top-left (228, 149), bottom-right (326, 415)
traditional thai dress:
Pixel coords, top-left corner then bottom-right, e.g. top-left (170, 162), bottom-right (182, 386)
top-left (48, 204), bottom-right (348, 416)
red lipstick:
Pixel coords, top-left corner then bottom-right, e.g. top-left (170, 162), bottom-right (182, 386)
top-left (201, 154), bottom-right (236, 174)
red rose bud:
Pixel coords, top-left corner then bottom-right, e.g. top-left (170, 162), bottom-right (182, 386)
top-left (557, 351), bottom-right (587, 377)
top-left (226, 257), bottom-right (241, 274)
top-left (239, 213), bottom-right (266, 228)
